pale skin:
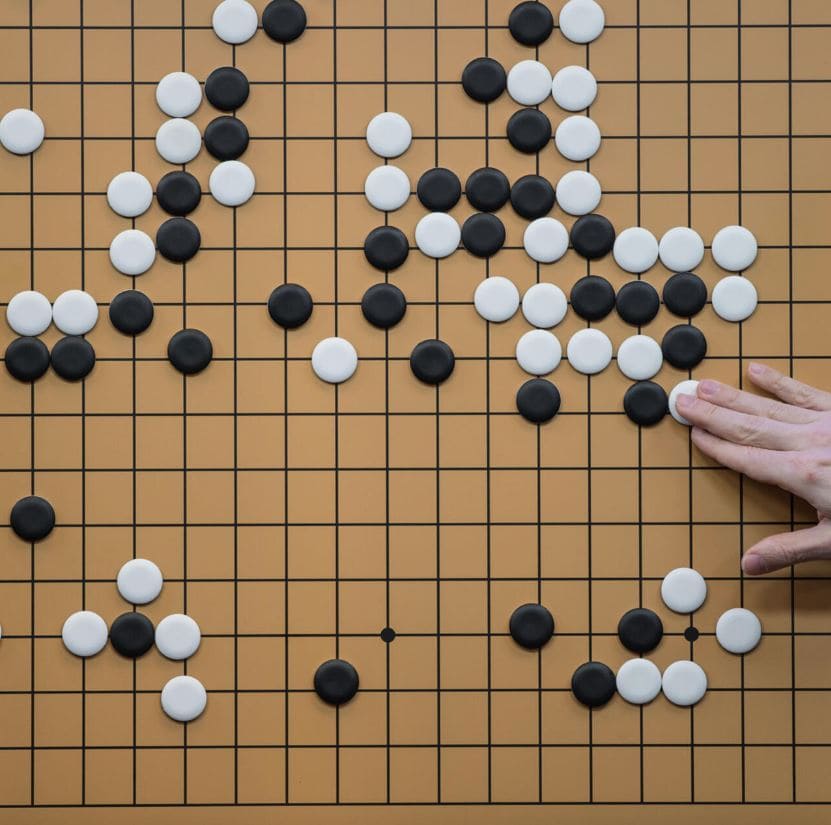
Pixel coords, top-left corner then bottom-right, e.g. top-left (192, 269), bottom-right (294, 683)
top-left (675, 362), bottom-right (831, 576)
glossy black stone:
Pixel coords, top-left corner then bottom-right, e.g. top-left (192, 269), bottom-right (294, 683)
top-left (156, 218), bottom-right (201, 263)
top-left (461, 57), bottom-right (507, 103)
top-left (570, 275), bottom-right (616, 321)
top-left (167, 329), bottom-right (213, 375)
top-left (570, 213), bottom-right (616, 259)
top-left (510, 174), bottom-right (555, 220)
top-left (314, 658), bottom-right (359, 705)
top-left (4, 336), bottom-right (49, 382)
top-left (506, 108), bottom-right (552, 154)
top-left (156, 171), bottom-right (201, 216)
top-left (465, 167), bottom-right (510, 212)
top-left (616, 280), bottom-right (660, 326)
top-left (10, 495), bottom-right (55, 542)
top-left (364, 226), bottom-right (409, 271)
top-left (204, 116), bottom-right (249, 161)
top-left (361, 283), bottom-right (407, 329)
top-left (110, 612), bottom-right (155, 658)
top-left (380, 627), bottom-right (396, 643)
top-left (618, 608), bottom-right (664, 654)
top-left (509, 603), bottom-right (555, 650)
top-left (516, 378), bottom-right (561, 424)
top-left (416, 167), bottom-right (462, 212)
top-left (663, 271), bottom-right (708, 318)
top-left (623, 381), bottom-right (668, 427)
top-left (508, 0), bottom-right (554, 46)
top-left (205, 66), bottom-right (249, 111)
top-left (263, 0), bottom-right (307, 43)
top-left (662, 324), bottom-right (707, 370)
top-left (684, 626), bottom-right (700, 642)
top-left (461, 213), bottom-right (505, 257)
top-left (268, 283), bottom-right (313, 329)
top-left (410, 339), bottom-right (455, 385)
top-left (51, 336), bottom-right (95, 381)
top-left (109, 290), bottom-right (154, 336)
top-left (571, 661), bottom-right (617, 708)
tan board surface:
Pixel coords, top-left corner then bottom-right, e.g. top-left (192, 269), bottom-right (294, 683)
top-left (1, 0), bottom-right (831, 821)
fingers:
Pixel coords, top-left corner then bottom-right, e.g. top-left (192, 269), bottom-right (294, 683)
top-left (748, 362), bottom-right (831, 412)
top-left (742, 519), bottom-right (831, 575)
top-left (696, 378), bottom-right (819, 425)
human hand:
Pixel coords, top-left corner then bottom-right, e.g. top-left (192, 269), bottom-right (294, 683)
top-left (675, 362), bottom-right (831, 575)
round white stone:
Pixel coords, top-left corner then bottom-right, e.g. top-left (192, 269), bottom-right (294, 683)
top-left (613, 227), bottom-right (659, 274)
top-left (6, 290), bottom-right (52, 336)
top-left (551, 65), bottom-right (597, 111)
top-left (415, 212), bottom-right (460, 258)
top-left (474, 276), bottom-right (520, 323)
top-left (161, 675), bottom-right (207, 722)
top-left (554, 115), bottom-right (601, 162)
top-left (117, 558), bottom-right (163, 605)
top-left (364, 164), bottom-right (410, 211)
top-left (109, 229), bottom-right (156, 276)
top-left (555, 170), bottom-right (601, 216)
top-left (567, 328), bottom-right (613, 375)
top-left (106, 171), bottom-right (153, 218)
top-left (366, 112), bottom-right (412, 158)
top-left (155, 118), bottom-right (201, 165)
top-left (311, 337), bottom-right (358, 383)
top-left (52, 289), bottom-right (98, 336)
top-left (209, 160), bottom-right (255, 207)
top-left (668, 379), bottom-right (700, 425)
top-left (212, 0), bottom-right (258, 44)
top-left (62, 611), bottom-right (108, 658)
top-left (661, 567), bottom-right (707, 614)
top-left (156, 71), bottom-right (202, 118)
top-left (558, 0), bottom-right (605, 44)
top-left (155, 613), bottom-right (201, 660)
top-left (712, 225), bottom-right (758, 272)
top-left (616, 658), bottom-right (662, 705)
top-left (523, 217), bottom-right (569, 264)
top-left (516, 330), bottom-right (562, 376)
top-left (662, 660), bottom-right (708, 707)
top-left (0, 108), bottom-right (44, 155)
top-left (616, 334), bottom-right (663, 381)
top-left (716, 607), bottom-right (762, 654)
top-left (712, 275), bottom-right (758, 322)
top-left (507, 59), bottom-right (553, 106)
top-left (659, 227), bottom-right (705, 273)
top-left (522, 283), bottom-right (568, 329)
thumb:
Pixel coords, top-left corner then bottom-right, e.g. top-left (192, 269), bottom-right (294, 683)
top-left (742, 520), bottom-right (831, 575)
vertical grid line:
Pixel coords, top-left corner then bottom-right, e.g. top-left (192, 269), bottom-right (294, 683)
top-left (28, 0), bottom-right (34, 805)
top-left (282, 34), bottom-right (290, 806)
top-left (232, 37), bottom-right (240, 806)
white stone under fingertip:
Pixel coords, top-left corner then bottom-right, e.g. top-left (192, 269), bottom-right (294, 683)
top-left (668, 379), bottom-right (700, 425)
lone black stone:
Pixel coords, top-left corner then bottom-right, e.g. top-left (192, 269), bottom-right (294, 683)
top-left (570, 275), bottom-right (616, 322)
top-left (684, 626), bottom-right (700, 643)
top-left (364, 226), bottom-right (409, 271)
top-left (314, 658), bottom-right (359, 706)
top-left (410, 339), bottom-right (455, 385)
top-left (417, 167), bottom-right (462, 212)
top-left (616, 280), bottom-right (660, 326)
top-left (109, 290), bottom-right (154, 336)
top-left (506, 108), bottom-right (551, 154)
top-left (110, 612), bottom-right (155, 659)
top-left (205, 66), bottom-right (249, 111)
top-left (156, 171), bottom-right (201, 216)
top-left (618, 608), bottom-right (664, 654)
top-left (571, 213), bottom-right (615, 260)
top-left (168, 329), bottom-right (213, 375)
top-left (204, 116), bottom-right (249, 161)
top-left (10, 495), bottom-right (55, 542)
top-left (461, 213), bottom-right (505, 257)
top-left (623, 381), bottom-right (668, 427)
top-left (380, 627), bottom-right (396, 643)
top-left (509, 603), bottom-right (555, 650)
top-left (662, 324), bottom-right (707, 370)
top-left (262, 0), bottom-right (307, 43)
top-left (663, 271), bottom-right (707, 317)
top-left (461, 57), bottom-right (507, 103)
top-left (268, 283), bottom-right (313, 329)
top-left (51, 336), bottom-right (95, 381)
top-left (509, 1), bottom-right (554, 46)
top-left (156, 218), bottom-right (201, 263)
top-left (516, 378), bottom-right (561, 424)
top-left (510, 174), bottom-right (555, 220)
top-left (361, 283), bottom-right (407, 329)
top-left (571, 661), bottom-right (617, 708)
top-left (465, 167), bottom-right (510, 212)
top-left (4, 337), bottom-right (49, 382)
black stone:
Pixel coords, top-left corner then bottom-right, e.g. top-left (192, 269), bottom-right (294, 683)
top-left (156, 217), bottom-right (201, 263)
top-left (380, 627), bottom-right (396, 643)
top-left (314, 658), bottom-right (359, 706)
top-left (361, 283), bottom-right (407, 329)
top-left (571, 661), bottom-right (617, 708)
top-left (616, 280), bottom-right (660, 326)
top-left (618, 608), bottom-right (664, 654)
top-left (410, 339), bottom-right (455, 385)
top-left (110, 612), bottom-right (155, 658)
top-left (205, 66), bottom-right (249, 111)
top-left (416, 167), bottom-right (462, 212)
top-left (268, 283), bottom-right (313, 329)
top-left (510, 174), bottom-right (555, 220)
top-left (461, 57), bottom-right (507, 103)
top-left (623, 381), bottom-right (668, 427)
top-left (262, 0), bottom-right (307, 43)
top-left (10, 495), bottom-right (55, 542)
top-left (109, 290), bottom-right (154, 336)
top-left (364, 226), bottom-right (409, 271)
top-left (465, 167), bottom-right (510, 212)
top-left (4, 337), bottom-right (49, 382)
top-left (516, 378), bottom-right (561, 424)
top-left (570, 275), bottom-right (615, 322)
top-left (509, 603), bottom-right (555, 650)
top-left (204, 116), bottom-right (249, 161)
top-left (571, 213), bottom-right (616, 260)
top-left (461, 213), bottom-right (505, 257)
top-left (684, 626), bottom-right (700, 642)
top-left (51, 336), bottom-right (95, 381)
top-left (662, 324), bottom-right (707, 369)
top-left (506, 108), bottom-right (551, 154)
top-left (168, 329), bottom-right (213, 375)
top-left (156, 171), bottom-right (201, 216)
top-left (508, 1), bottom-right (554, 46)
top-left (663, 271), bottom-right (708, 318)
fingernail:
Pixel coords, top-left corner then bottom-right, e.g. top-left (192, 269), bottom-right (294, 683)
top-left (749, 362), bottom-right (764, 376)
top-left (698, 379), bottom-right (718, 398)
top-left (742, 554), bottom-right (766, 576)
top-left (676, 393), bottom-right (694, 409)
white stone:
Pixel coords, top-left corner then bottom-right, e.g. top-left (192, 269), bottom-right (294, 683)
top-left (474, 276), bottom-right (519, 323)
top-left (659, 227), bottom-right (705, 272)
top-left (155, 613), bottom-right (201, 660)
top-left (558, 0), bottom-right (605, 44)
top-left (156, 72), bottom-right (202, 118)
top-left (62, 611), bottom-right (108, 657)
top-left (366, 112), bottom-right (412, 158)
top-left (52, 290), bottom-right (98, 336)
top-left (551, 65), bottom-right (597, 111)
top-left (507, 60), bottom-right (553, 106)
top-left (712, 275), bottom-right (758, 322)
top-left (555, 170), bottom-right (601, 216)
top-left (6, 291), bottom-right (52, 336)
top-left (616, 334), bottom-right (663, 381)
top-left (712, 225), bottom-right (758, 272)
top-left (554, 115), bottom-right (601, 162)
top-left (0, 108), bottom-right (44, 155)
top-left (209, 160), bottom-right (255, 206)
top-left (668, 379), bottom-right (700, 425)
top-left (566, 328), bottom-right (613, 375)
top-left (106, 171), bottom-right (153, 218)
top-left (117, 558), bottom-right (163, 604)
top-left (415, 212), bottom-right (460, 258)
top-left (109, 229), bottom-right (156, 276)
top-left (521, 283), bottom-right (568, 328)
top-left (616, 658), bottom-right (662, 705)
top-left (212, 0), bottom-right (258, 44)
top-left (364, 165), bottom-right (410, 211)
top-left (161, 675), bottom-right (207, 722)
top-left (516, 329), bottom-right (562, 375)
top-left (311, 337), bottom-right (358, 383)
top-left (661, 567), bottom-right (707, 613)
top-left (662, 660), bottom-right (708, 706)
top-left (613, 227), bottom-right (659, 273)
top-left (716, 607), bottom-right (762, 654)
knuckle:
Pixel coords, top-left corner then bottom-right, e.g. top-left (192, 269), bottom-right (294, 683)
top-left (791, 452), bottom-right (821, 484)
